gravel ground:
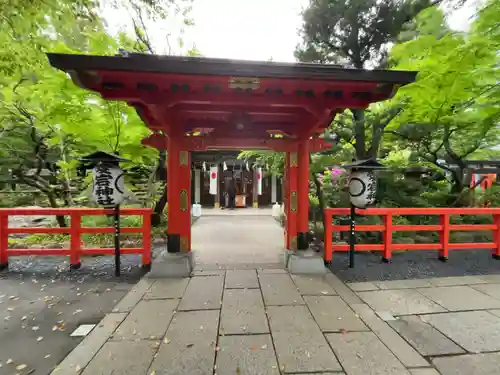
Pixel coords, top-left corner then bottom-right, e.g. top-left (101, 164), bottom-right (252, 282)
top-left (329, 249), bottom-right (500, 283)
top-left (0, 245), bottom-right (164, 375)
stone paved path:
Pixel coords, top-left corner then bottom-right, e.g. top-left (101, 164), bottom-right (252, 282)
top-left (192, 214), bottom-right (284, 269)
top-left (48, 271), bottom-right (500, 375)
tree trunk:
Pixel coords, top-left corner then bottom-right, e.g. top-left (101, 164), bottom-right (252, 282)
top-left (352, 109), bottom-right (366, 160)
top-left (152, 188), bottom-right (168, 227)
top-left (46, 190), bottom-right (67, 227)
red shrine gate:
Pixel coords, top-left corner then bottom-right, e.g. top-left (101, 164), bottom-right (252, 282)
top-left (48, 53), bottom-right (416, 254)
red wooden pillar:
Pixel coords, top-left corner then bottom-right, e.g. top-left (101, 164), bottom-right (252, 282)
top-left (167, 136), bottom-right (191, 252)
top-left (179, 150), bottom-right (191, 252)
top-left (285, 152), bottom-right (298, 250)
top-left (297, 140), bottom-right (310, 250)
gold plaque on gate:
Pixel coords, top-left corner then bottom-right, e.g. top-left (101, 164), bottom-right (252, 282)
top-left (228, 77), bottom-right (260, 90)
top-left (180, 236), bottom-right (188, 252)
top-left (290, 152), bottom-right (298, 167)
top-left (290, 236), bottom-right (297, 250)
top-left (180, 189), bottom-right (188, 212)
top-left (180, 151), bottom-right (188, 166)
top-left (290, 191), bottom-right (297, 212)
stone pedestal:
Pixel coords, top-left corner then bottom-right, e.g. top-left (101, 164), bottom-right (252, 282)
top-left (146, 250), bottom-right (194, 278)
top-left (286, 250), bottom-right (326, 274)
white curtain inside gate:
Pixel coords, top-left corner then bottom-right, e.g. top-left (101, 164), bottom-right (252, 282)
top-left (257, 167), bottom-right (262, 195)
top-left (209, 166), bottom-right (218, 195)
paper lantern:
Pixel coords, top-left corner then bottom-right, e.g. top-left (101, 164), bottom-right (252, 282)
top-left (348, 171), bottom-right (377, 209)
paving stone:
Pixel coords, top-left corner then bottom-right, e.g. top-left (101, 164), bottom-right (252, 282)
top-left (409, 369), bottom-right (441, 375)
top-left (376, 311), bottom-right (397, 321)
top-left (488, 309), bottom-right (500, 318)
top-left (112, 279), bottom-right (153, 313)
top-left (178, 275), bottom-right (224, 310)
top-left (418, 286), bottom-right (500, 311)
top-left (304, 295), bottom-right (367, 332)
top-left (428, 276), bottom-right (487, 287)
top-left (220, 289), bottom-right (269, 334)
top-left (433, 352), bottom-right (500, 375)
top-left (326, 331), bottom-right (410, 375)
top-left (291, 274), bottom-right (337, 295)
top-left (324, 273), bottom-right (363, 305)
top-left (267, 305), bottom-right (342, 373)
top-left (257, 268), bottom-right (287, 274)
top-left (51, 313), bottom-right (127, 374)
top-left (216, 335), bottom-right (279, 375)
top-left (470, 283), bottom-right (500, 300)
top-left (478, 274), bottom-right (500, 283)
top-left (81, 340), bottom-right (157, 375)
top-left (357, 290), bottom-right (446, 316)
top-left (421, 311), bottom-right (500, 353)
top-left (191, 270), bottom-right (226, 276)
top-left (150, 310), bottom-right (219, 375)
top-left (375, 279), bottom-right (434, 290)
top-left (225, 270), bottom-right (259, 289)
top-left (144, 278), bottom-right (189, 299)
top-left (348, 282), bottom-right (379, 291)
top-left (113, 299), bottom-right (179, 340)
top-left (350, 303), bottom-right (429, 368)
top-left (388, 315), bottom-right (465, 356)
top-left (259, 274), bottom-right (304, 305)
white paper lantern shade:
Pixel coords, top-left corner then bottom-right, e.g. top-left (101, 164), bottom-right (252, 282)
top-left (91, 165), bottom-right (125, 207)
top-left (348, 171), bottom-right (377, 209)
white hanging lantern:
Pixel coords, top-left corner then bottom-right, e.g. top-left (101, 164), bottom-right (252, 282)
top-left (209, 166), bottom-right (218, 195)
top-left (92, 165), bottom-right (125, 207)
top-left (257, 167), bottom-right (263, 195)
top-left (348, 171), bottom-right (377, 209)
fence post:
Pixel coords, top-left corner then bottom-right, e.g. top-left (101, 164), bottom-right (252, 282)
top-left (493, 214), bottom-right (500, 260)
top-left (70, 212), bottom-right (82, 270)
top-left (439, 214), bottom-right (450, 262)
top-left (382, 214), bottom-right (392, 263)
top-left (0, 213), bottom-right (8, 270)
top-left (142, 211), bottom-right (152, 271)
top-left (323, 211), bottom-right (333, 265)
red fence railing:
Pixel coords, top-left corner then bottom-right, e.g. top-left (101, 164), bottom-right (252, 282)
top-left (324, 207), bottom-right (500, 263)
top-left (0, 208), bottom-right (152, 271)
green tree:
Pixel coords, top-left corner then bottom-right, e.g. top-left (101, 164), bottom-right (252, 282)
top-left (295, 0), bottom-right (453, 160)
top-left (386, 2), bottom-right (500, 202)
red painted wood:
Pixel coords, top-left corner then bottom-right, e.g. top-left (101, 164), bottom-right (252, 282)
top-left (297, 140), bottom-right (310, 235)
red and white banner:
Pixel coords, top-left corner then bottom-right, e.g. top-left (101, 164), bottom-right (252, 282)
top-left (209, 166), bottom-right (218, 195)
top-left (257, 167), bottom-right (262, 195)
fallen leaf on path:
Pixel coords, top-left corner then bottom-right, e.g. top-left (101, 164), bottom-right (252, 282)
top-left (75, 364), bottom-right (81, 372)
top-left (32, 326), bottom-right (39, 331)
top-left (6, 359), bottom-right (13, 364)
top-left (44, 355), bottom-right (51, 359)
top-left (21, 316), bottom-right (27, 321)
top-left (261, 344), bottom-right (267, 349)
top-left (163, 338), bottom-right (170, 344)
top-left (186, 343), bottom-right (194, 348)
top-left (37, 336), bottom-right (43, 342)
top-left (7, 307), bottom-right (14, 312)
top-left (73, 309), bottom-right (82, 315)
top-left (16, 364), bottom-right (27, 370)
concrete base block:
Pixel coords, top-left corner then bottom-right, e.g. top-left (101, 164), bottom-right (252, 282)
top-left (146, 250), bottom-right (194, 278)
top-left (287, 250), bottom-right (326, 274)
top-left (283, 249), bottom-right (293, 267)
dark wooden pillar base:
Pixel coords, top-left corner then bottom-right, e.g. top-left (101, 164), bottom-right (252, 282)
top-left (297, 232), bottom-right (309, 250)
top-left (167, 234), bottom-right (181, 253)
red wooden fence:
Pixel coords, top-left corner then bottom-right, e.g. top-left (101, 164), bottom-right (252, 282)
top-left (0, 208), bottom-right (152, 271)
top-left (324, 207), bottom-right (500, 263)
